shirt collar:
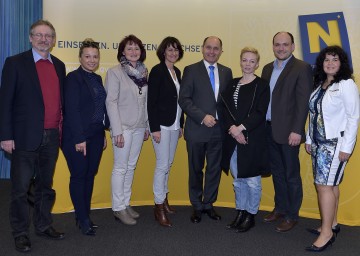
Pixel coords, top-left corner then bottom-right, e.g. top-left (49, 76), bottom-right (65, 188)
top-left (32, 48), bottom-right (53, 63)
top-left (203, 60), bottom-right (218, 70)
top-left (273, 54), bottom-right (292, 69)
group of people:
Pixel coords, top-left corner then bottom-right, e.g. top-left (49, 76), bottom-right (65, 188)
top-left (0, 19), bottom-right (359, 254)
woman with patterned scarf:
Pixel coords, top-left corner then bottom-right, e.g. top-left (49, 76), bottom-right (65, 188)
top-left (105, 35), bottom-right (149, 225)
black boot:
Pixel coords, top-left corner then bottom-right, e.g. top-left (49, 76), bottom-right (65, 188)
top-left (226, 210), bottom-right (245, 229)
top-left (236, 211), bottom-right (255, 232)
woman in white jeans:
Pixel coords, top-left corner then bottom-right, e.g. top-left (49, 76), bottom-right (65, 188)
top-left (147, 37), bottom-right (184, 227)
top-left (105, 35), bottom-right (149, 225)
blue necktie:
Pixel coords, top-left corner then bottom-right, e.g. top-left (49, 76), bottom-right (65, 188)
top-left (209, 65), bottom-right (215, 93)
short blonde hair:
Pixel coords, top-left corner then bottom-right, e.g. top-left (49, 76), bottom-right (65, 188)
top-left (240, 47), bottom-right (260, 62)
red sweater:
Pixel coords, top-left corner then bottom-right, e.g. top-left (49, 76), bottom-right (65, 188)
top-left (35, 59), bottom-right (61, 129)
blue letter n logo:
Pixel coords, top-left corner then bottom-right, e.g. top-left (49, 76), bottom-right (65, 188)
top-left (299, 12), bottom-right (352, 67)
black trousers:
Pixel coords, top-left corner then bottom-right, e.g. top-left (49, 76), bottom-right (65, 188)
top-left (186, 128), bottom-right (222, 211)
top-left (62, 124), bottom-right (104, 225)
top-left (266, 125), bottom-right (303, 220)
top-left (10, 129), bottom-right (59, 238)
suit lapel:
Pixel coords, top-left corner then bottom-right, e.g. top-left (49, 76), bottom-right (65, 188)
top-left (273, 56), bottom-right (295, 94)
top-left (24, 50), bottom-right (43, 101)
top-left (263, 65), bottom-right (274, 82)
top-left (52, 56), bottom-right (64, 103)
top-left (199, 61), bottom-right (216, 99)
top-left (161, 62), bottom-right (177, 93)
top-left (218, 64), bottom-right (226, 101)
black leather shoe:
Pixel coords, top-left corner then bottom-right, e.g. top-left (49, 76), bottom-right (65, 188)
top-left (15, 235), bottom-right (31, 252)
top-left (236, 211), bottom-right (255, 232)
top-left (226, 210), bottom-right (245, 229)
top-left (76, 218), bottom-right (99, 229)
top-left (90, 221), bottom-right (99, 229)
top-left (190, 210), bottom-right (202, 223)
top-left (36, 226), bottom-right (65, 240)
top-left (82, 227), bottom-right (96, 236)
top-left (305, 235), bottom-right (335, 252)
top-left (203, 208), bottom-right (221, 221)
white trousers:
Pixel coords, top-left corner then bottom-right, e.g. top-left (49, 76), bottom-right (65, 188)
top-left (111, 128), bottom-right (145, 211)
top-left (152, 128), bottom-right (180, 204)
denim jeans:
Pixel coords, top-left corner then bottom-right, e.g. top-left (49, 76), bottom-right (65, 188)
top-left (230, 148), bottom-right (262, 214)
top-left (10, 129), bottom-right (59, 237)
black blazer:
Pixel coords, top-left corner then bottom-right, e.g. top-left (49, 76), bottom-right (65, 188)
top-left (147, 62), bottom-right (184, 133)
top-left (179, 60), bottom-right (233, 142)
top-left (0, 50), bottom-right (65, 151)
top-left (62, 67), bottom-right (108, 144)
top-left (221, 76), bottom-right (270, 178)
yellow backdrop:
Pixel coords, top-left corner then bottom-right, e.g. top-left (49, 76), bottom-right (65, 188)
top-left (44, 0), bottom-right (360, 225)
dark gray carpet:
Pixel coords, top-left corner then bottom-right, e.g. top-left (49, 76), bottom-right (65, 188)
top-left (1, 179), bottom-right (359, 256)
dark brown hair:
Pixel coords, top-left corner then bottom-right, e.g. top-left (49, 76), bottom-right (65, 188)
top-left (156, 36), bottom-right (184, 62)
top-left (117, 35), bottom-right (146, 62)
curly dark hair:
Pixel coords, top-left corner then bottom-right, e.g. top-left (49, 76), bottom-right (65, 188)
top-left (156, 37), bottom-right (184, 62)
top-left (117, 34), bottom-right (146, 62)
top-left (313, 45), bottom-right (353, 88)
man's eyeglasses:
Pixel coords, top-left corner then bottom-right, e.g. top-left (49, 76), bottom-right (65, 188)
top-left (31, 33), bottom-right (55, 40)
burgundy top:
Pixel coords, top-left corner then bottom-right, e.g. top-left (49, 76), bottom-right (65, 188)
top-left (35, 59), bottom-right (61, 129)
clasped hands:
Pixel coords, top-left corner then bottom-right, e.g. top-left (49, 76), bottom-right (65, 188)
top-left (229, 125), bottom-right (247, 145)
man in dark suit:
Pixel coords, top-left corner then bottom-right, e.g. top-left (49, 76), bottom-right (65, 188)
top-left (261, 32), bottom-right (313, 232)
top-left (0, 20), bottom-right (66, 252)
top-left (179, 36), bottom-right (233, 223)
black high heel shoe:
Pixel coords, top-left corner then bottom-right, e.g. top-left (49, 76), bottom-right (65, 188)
top-left (90, 220), bottom-right (99, 229)
top-left (332, 224), bottom-right (340, 237)
top-left (76, 219), bottom-right (99, 229)
top-left (306, 224), bottom-right (340, 237)
top-left (305, 235), bottom-right (335, 252)
top-left (76, 219), bottom-right (96, 236)
top-left (81, 226), bottom-right (96, 236)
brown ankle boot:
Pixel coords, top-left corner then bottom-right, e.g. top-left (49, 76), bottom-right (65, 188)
top-left (154, 204), bottom-right (172, 227)
top-left (164, 195), bottom-right (176, 214)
